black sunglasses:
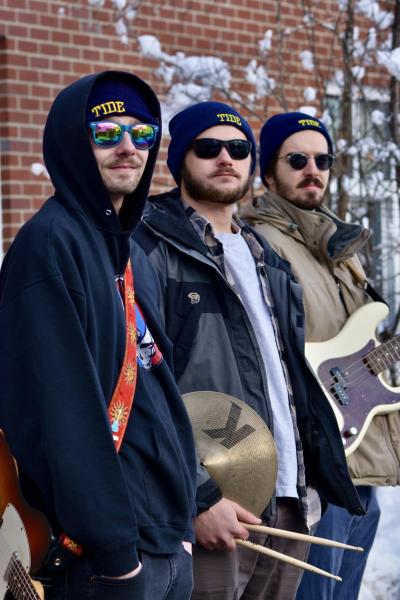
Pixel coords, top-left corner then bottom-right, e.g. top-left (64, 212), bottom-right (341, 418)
top-left (191, 138), bottom-right (252, 160)
top-left (278, 152), bottom-right (335, 171)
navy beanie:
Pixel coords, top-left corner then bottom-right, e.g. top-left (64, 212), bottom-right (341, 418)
top-left (167, 101), bottom-right (256, 184)
top-left (86, 76), bottom-right (157, 125)
top-left (259, 112), bottom-right (333, 185)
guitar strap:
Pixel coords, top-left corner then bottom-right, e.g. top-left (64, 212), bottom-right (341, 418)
top-left (343, 258), bottom-right (387, 306)
top-left (59, 259), bottom-right (138, 557)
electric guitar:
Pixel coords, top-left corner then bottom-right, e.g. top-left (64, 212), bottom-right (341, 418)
top-left (0, 430), bottom-right (51, 599)
top-left (305, 302), bottom-right (400, 456)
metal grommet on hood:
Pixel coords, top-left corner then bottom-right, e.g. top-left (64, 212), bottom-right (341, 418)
top-left (105, 209), bottom-right (112, 216)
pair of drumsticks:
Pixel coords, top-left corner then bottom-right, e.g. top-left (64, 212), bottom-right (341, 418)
top-left (236, 522), bottom-right (363, 581)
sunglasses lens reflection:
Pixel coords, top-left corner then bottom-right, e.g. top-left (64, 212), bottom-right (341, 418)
top-left (192, 138), bottom-right (251, 160)
top-left (92, 122), bottom-right (122, 146)
top-left (315, 154), bottom-right (333, 170)
top-left (228, 140), bottom-right (252, 159)
top-left (90, 122), bottom-right (158, 149)
top-left (130, 124), bottom-right (157, 149)
top-left (288, 153), bottom-right (333, 171)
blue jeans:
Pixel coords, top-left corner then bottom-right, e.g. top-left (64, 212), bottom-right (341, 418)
top-left (296, 486), bottom-right (380, 600)
top-left (43, 548), bottom-right (193, 600)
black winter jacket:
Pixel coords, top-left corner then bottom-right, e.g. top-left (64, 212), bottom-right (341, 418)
top-left (135, 190), bottom-right (364, 518)
top-left (0, 73), bottom-right (196, 577)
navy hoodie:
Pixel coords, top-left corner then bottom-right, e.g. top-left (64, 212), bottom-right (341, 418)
top-left (0, 71), bottom-right (196, 576)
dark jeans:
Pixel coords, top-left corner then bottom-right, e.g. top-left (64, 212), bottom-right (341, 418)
top-left (41, 547), bottom-right (193, 600)
top-left (296, 486), bottom-right (380, 600)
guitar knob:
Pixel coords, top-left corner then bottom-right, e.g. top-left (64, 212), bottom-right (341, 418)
top-left (343, 427), bottom-right (358, 438)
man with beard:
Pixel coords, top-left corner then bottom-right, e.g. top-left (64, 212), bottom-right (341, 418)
top-left (0, 71), bottom-right (197, 600)
top-left (242, 112), bottom-right (400, 600)
top-left (134, 102), bottom-right (364, 600)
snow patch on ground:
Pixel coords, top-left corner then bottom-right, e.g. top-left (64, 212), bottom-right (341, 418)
top-left (359, 486), bottom-right (400, 599)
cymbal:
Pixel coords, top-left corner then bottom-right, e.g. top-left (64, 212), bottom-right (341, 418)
top-left (182, 391), bottom-right (277, 516)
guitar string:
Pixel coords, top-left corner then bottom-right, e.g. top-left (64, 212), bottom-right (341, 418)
top-left (0, 535), bottom-right (40, 600)
top-left (8, 554), bottom-right (41, 600)
top-left (323, 364), bottom-right (391, 398)
top-left (320, 334), bottom-right (400, 386)
top-left (319, 336), bottom-right (400, 391)
top-left (9, 556), bottom-right (39, 600)
top-left (1, 338), bottom-right (399, 597)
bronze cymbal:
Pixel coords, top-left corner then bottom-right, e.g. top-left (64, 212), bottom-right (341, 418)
top-left (182, 391), bottom-right (277, 516)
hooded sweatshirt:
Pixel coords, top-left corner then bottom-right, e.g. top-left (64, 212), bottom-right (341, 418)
top-left (0, 71), bottom-right (196, 577)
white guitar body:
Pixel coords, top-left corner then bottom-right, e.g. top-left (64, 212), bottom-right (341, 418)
top-left (0, 503), bottom-right (42, 600)
top-left (306, 302), bottom-right (400, 455)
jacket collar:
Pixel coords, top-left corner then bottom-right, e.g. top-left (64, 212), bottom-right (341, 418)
top-left (145, 189), bottom-right (293, 274)
top-left (245, 190), bottom-right (370, 263)
top-left (144, 189), bottom-right (210, 256)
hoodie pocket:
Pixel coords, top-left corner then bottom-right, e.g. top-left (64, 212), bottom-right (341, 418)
top-left (143, 425), bottom-right (194, 527)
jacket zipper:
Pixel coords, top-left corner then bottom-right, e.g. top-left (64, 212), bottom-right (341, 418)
top-left (143, 220), bottom-right (275, 432)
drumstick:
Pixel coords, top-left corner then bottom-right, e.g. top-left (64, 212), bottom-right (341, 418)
top-left (240, 522), bottom-right (363, 552)
top-left (235, 538), bottom-right (341, 581)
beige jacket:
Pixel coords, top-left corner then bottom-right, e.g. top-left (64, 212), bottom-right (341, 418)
top-left (242, 191), bottom-right (400, 486)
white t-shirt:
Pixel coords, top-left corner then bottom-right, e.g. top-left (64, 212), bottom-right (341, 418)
top-left (215, 230), bottom-right (298, 497)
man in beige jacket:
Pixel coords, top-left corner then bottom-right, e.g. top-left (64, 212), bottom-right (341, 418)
top-left (243, 112), bottom-right (400, 599)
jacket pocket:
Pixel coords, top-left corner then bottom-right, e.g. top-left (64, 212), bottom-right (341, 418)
top-left (143, 426), bottom-right (194, 527)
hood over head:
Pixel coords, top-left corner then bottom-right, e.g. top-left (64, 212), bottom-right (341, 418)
top-left (43, 70), bottom-right (161, 232)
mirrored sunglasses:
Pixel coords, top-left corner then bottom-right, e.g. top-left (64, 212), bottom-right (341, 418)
top-left (89, 121), bottom-right (159, 149)
top-left (279, 152), bottom-right (335, 171)
top-left (191, 138), bottom-right (252, 160)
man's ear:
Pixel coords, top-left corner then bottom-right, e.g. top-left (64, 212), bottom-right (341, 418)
top-left (264, 174), bottom-right (273, 190)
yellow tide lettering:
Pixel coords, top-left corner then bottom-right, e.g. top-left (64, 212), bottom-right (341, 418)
top-left (298, 119), bottom-right (321, 128)
top-left (90, 100), bottom-right (126, 118)
top-left (216, 113), bottom-right (242, 126)
top-left (102, 101), bottom-right (117, 115)
top-left (115, 101), bottom-right (125, 113)
top-left (91, 105), bottom-right (102, 117)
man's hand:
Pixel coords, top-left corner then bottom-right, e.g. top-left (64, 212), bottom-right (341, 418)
top-left (194, 498), bottom-right (261, 551)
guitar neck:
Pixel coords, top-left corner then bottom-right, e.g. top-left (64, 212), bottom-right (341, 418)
top-left (364, 333), bottom-right (400, 374)
top-left (6, 554), bottom-right (42, 600)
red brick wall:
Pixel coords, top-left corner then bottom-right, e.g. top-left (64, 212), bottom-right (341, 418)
top-left (0, 0), bottom-right (391, 250)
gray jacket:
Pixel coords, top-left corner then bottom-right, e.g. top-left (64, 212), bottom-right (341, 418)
top-left (135, 189), bottom-right (364, 516)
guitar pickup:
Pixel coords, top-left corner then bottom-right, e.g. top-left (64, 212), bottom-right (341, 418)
top-left (330, 366), bottom-right (347, 387)
top-left (329, 367), bottom-right (350, 406)
top-left (331, 383), bottom-right (350, 405)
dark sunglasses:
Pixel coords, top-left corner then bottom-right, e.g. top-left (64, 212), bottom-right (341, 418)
top-left (89, 121), bottom-right (159, 149)
top-left (191, 138), bottom-right (252, 160)
top-left (278, 152), bottom-right (335, 171)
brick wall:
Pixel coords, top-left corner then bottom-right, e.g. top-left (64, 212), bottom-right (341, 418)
top-left (0, 0), bottom-right (391, 251)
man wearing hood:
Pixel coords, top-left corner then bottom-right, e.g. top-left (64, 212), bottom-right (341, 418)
top-left (0, 71), bottom-right (196, 600)
top-left (242, 111), bottom-right (400, 599)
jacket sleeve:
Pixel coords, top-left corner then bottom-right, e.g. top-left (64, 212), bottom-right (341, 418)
top-left (0, 274), bottom-right (140, 576)
top-left (134, 230), bottom-right (223, 514)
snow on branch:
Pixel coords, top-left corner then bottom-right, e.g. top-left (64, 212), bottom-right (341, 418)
top-left (138, 35), bottom-right (232, 125)
top-left (355, 0), bottom-right (393, 30)
top-left (87, 0), bottom-right (142, 45)
top-left (245, 59), bottom-right (275, 106)
top-left (377, 47), bottom-right (400, 80)
top-left (300, 50), bottom-right (314, 71)
top-left (31, 163), bottom-right (50, 179)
